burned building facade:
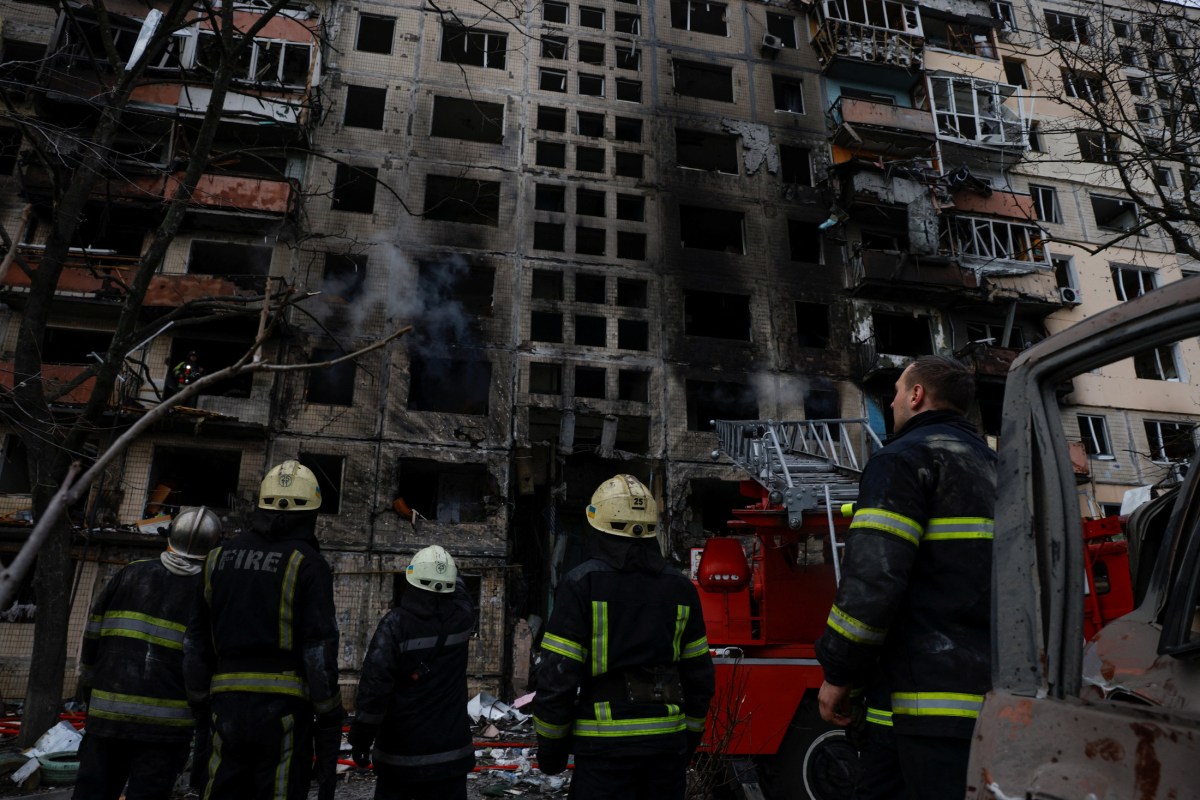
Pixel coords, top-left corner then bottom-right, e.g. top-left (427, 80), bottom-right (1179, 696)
top-left (0, 0), bottom-right (1197, 704)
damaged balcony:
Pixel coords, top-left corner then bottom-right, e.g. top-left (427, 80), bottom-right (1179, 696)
top-left (0, 326), bottom-right (143, 407)
top-left (854, 310), bottom-right (936, 384)
top-left (830, 96), bottom-right (937, 159)
top-left (811, 0), bottom-right (924, 79)
top-left (921, 75), bottom-right (1027, 161)
top-left (848, 248), bottom-right (980, 301)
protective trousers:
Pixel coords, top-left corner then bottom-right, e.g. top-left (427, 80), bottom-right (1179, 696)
top-left (202, 694), bottom-right (313, 800)
top-left (72, 734), bottom-right (190, 800)
top-left (895, 734), bottom-right (972, 800)
top-left (374, 767), bottom-right (467, 800)
top-left (853, 718), bottom-right (905, 800)
top-left (568, 752), bottom-right (688, 800)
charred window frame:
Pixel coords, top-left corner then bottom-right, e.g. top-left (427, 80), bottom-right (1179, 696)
top-left (580, 6), bottom-right (606, 29)
top-left (537, 141), bottom-right (566, 167)
top-left (616, 79), bottom-right (643, 103)
top-left (536, 184), bottom-right (566, 212)
top-left (795, 301), bottom-right (831, 348)
top-left (577, 146), bottom-right (606, 173)
top-left (574, 366), bottom-right (606, 398)
top-left (332, 165), bottom-right (378, 214)
top-left (577, 111), bottom-right (605, 137)
top-left (684, 291), bottom-right (751, 340)
top-left (394, 460), bottom-right (494, 522)
top-left (671, 0), bottom-right (728, 36)
top-left (685, 379), bottom-right (757, 431)
top-left (299, 453), bottom-right (344, 515)
top-left (544, 2), bottom-right (569, 23)
top-left (617, 232), bottom-right (647, 260)
top-left (788, 220), bottom-right (822, 263)
top-left (188, 240), bottom-right (273, 277)
top-left (430, 96), bottom-right (505, 144)
top-left (679, 205), bottom-right (745, 253)
top-left (615, 117), bottom-right (643, 142)
top-left (541, 35), bottom-right (567, 59)
top-left (440, 25), bottom-right (507, 70)
top-left (531, 311), bottom-right (564, 343)
top-left (767, 13), bottom-right (798, 47)
top-left (617, 278), bottom-right (648, 308)
top-left (1077, 414), bottom-right (1114, 458)
top-left (307, 347), bottom-right (356, 406)
top-left (780, 146), bottom-right (812, 186)
top-left (146, 446), bottom-right (242, 516)
top-left (356, 14), bottom-right (395, 53)
top-left (618, 370), bottom-right (650, 402)
top-left (578, 41), bottom-right (605, 65)
top-left (576, 188), bottom-right (606, 217)
top-left (530, 362), bottom-right (563, 394)
top-left (534, 222), bottom-right (565, 251)
top-left (673, 60), bottom-right (734, 102)
top-left (407, 354), bottom-right (492, 415)
top-left (344, 85), bottom-right (387, 130)
top-left (575, 226), bottom-right (607, 256)
top-left (321, 253), bottom-right (367, 302)
top-left (872, 311), bottom-right (934, 357)
top-left (423, 175), bottom-right (501, 226)
top-left (537, 106), bottom-right (567, 132)
top-left (675, 128), bottom-right (739, 174)
top-left (616, 194), bottom-right (645, 221)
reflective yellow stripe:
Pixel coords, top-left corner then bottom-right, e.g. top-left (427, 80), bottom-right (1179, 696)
top-left (210, 671), bottom-right (308, 698)
top-left (851, 507), bottom-right (924, 546)
top-left (685, 714), bottom-right (705, 733)
top-left (89, 688), bottom-right (194, 726)
top-left (671, 605), bottom-right (688, 661)
top-left (99, 610), bottom-right (186, 650)
top-left (203, 727), bottom-right (223, 800)
top-left (866, 706), bottom-right (893, 727)
top-left (827, 604), bottom-right (887, 645)
top-left (274, 713), bottom-right (294, 800)
top-left (681, 635), bottom-right (709, 660)
top-left (541, 632), bottom-right (587, 663)
top-left (595, 701), bottom-right (612, 721)
top-left (891, 691), bottom-right (984, 719)
top-left (574, 713), bottom-right (686, 737)
top-left (591, 601), bottom-right (609, 676)
top-left (924, 517), bottom-right (995, 541)
top-left (534, 715), bottom-right (571, 739)
top-left (279, 551), bottom-right (303, 651)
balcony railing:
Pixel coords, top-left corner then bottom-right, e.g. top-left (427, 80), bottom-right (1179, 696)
top-left (831, 96), bottom-right (937, 155)
top-left (849, 249), bottom-right (980, 292)
top-left (813, 19), bottom-right (924, 72)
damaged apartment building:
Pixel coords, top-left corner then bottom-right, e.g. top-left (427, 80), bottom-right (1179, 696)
top-left (0, 0), bottom-right (1198, 704)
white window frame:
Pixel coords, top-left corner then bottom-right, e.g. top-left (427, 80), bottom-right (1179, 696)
top-left (1134, 343), bottom-right (1181, 381)
top-left (952, 215), bottom-right (1048, 265)
top-left (819, 0), bottom-right (923, 36)
top-left (579, 6), bottom-right (606, 30)
top-left (1112, 266), bottom-right (1156, 301)
top-left (196, 30), bottom-right (313, 87)
top-left (675, 0), bottom-right (728, 35)
top-left (539, 68), bottom-right (568, 93)
top-left (1045, 10), bottom-right (1089, 43)
top-left (1030, 185), bottom-right (1062, 224)
top-left (1077, 414), bottom-right (1114, 458)
top-left (1063, 70), bottom-right (1104, 103)
top-left (1144, 419), bottom-right (1196, 463)
top-left (991, 1), bottom-right (1016, 31)
top-left (929, 76), bottom-right (1024, 146)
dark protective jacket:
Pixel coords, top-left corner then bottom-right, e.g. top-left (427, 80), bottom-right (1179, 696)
top-left (183, 511), bottom-right (341, 718)
top-left (532, 536), bottom-right (715, 758)
top-left (80, 558), bottom-right (199, 742)
top-left (816, 409), bottom-right (997, 738)
top-left (353, 579), bottom-right (476, 780)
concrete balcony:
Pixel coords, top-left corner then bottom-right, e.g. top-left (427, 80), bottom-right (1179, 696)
top-left (812, 19), bottom-right (924, 79)
top-left (831, 97), bottom-right (937, 158)
top-left (0, 361), bottom-right (141, 406)
top-left (956, 341), bottom-right (1020, 379)
top-left (848, 249), bottom-right (980, 302)
top-left (948, 189), bottom-right (1036, 222)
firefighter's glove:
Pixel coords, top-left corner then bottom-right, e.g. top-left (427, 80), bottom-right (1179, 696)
top-left (536, 734), bottom-right (570, 775)
top-left (348, 720), bottom-right (378, 769)
top-left (312, 707), bottom-right (345, 785)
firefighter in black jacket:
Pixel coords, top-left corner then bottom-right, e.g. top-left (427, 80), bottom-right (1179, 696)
top-left (74, 506), bottom-right (222, 800)
top-left (184, 461), bottom-right (344, 800)
top-left (348, 545), bottom-right (476, 800)
top-left (532, 475), bottom-right (715, 800)
top-left (816, 355), bottom-right (997, 800)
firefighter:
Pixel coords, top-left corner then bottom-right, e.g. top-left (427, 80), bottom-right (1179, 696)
top-left (183, 460), bottom-right (344, 800)
top-left (74, 506), bottom-right (222, 800)
top-left (168, 351), bottom-right (203, 397)
top-left (531, 475), bottom-right (715, 800)
top-left (815, 355), bottom-right (997, 800)
top-left (347, 545), bottom-right (476, 800)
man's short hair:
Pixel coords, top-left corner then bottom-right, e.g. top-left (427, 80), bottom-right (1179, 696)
top-left (906, 355), bottom-right (975, 414)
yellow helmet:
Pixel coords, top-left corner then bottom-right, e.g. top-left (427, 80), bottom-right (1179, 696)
top-left (406, 545), bottom-right (457, 593)
top-left (258, 460), bottom-right (322, 511)
top-left (586, 475), bottom-right (658, 537)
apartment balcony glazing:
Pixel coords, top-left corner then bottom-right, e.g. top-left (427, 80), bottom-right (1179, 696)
top-left (830, 96), bottom-right (937, 158)
top-left (921, 75), bottom-right (1027, 159)
top-left (810, 0), bottom-right (924, 79)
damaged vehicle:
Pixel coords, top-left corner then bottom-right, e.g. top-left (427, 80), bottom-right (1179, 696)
top-left (969, 277), bottom-right (1200, 798)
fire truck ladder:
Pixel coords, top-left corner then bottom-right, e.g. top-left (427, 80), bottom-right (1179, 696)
top-left (712, 418), bottom-right (883, 582)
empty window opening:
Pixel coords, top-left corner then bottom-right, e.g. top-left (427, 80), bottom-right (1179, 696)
top-left (1045, 10), bottom-right (1089, 43)
top-left (686, 380), bottom-right (757, 431)
top-left (1030, 185), bottom-right (1061, 223)
top-left (356, 14), bottom-right (395, 54)
top-left (805, 385), bottom-right (841, 422)
top-left (577, 111), bottom-right (605, 137)
top-left (671, 0), bottom-right (728, 35)
top-left (576, 273), bottom-right (606, 302)
top-left (320, 253), bottom-right (368, 303)
top-left (424, 175), bottom-right (501, 226)
top-left (167, 333), bottom-right (255, 398)
top-left (395, 460), bottom-right (492, 522)
top-left (146, 447), bottom-right (242, 516)
top-left (688, 479), bottom-right (745, 536)
top-left (188, 240), bottom-right (273, 278)
top-left (344, 85), bottom-right (387, 129)
top-left (1078, 414), bottom-right (1113, 457)
top-left (617, 231), bottom-right (647, 260)
top-left (618, 370), bottom-right (650, 402)
top-left (1091, 196), bottom-right (1139, 232)
top-left (580, 6), bottom-right (605, 28)
top-left (408, 354), bottom-right (492, 415)
top-left (1112, 267), bottom-right (1155, 301)
top-left (575, 315), bottom-right (607, 346)
top-left (579, 41), bottom-right (605, 64)
top-left (575, 366), bottom-right (606, 398)
top-left (537, 106), bottom-right (566, 132)
top-left (685, 291), bottom-right (751, 340)
top-left (531, 311), bottom-right (564, 342)
top-left (1053, 256), bottom-right (1077, 290)
top-left (614, 152), bottom-right (643, 178)
top-left (773, 76), bottom-right (805, 113)
top-left (0, 435), bottom-right (31, 494)
top-left (680, 206), bottom-right (745, 253)
top-left (440, 25), bottom-right (507, 70)
top-left (616, 79), bottom-right (643, 103)
top-left (542, 35), bottom-right (567, 59)
top-left (332, 165), bottom-right (377, 214)
top-left (1134, 344), bottom-right (1180, 381)
top-left (307, 347), bottom-right (356, 405)
top-left (1002, 58), bottom-right (1027, 88)
top-left (615, 416), bottom-right (651, 453)
top-left (536, 184), bottom-right (566, 212)
top-left (537, 141), bottom-right (567, 168)
top-left (534, 222), bottom-right (565, 251)
top-left (615, 117), bottom-right (643, 142)
top-left (767, 13), bottom-right (798, 47)
top-left (577, 146), bottom-right (606, 173)
top-left (540, 68), bottom-right (568, 93)
top-left (796, 301), bottom-right (831, 348)
top-left (430, 96), bottom-right (504, 144)
top-left (579, 73), bottom-right (605, 97)
top-left (872, 312), bottom-right (934, 356)
top-left (674, 60), bottom-right (734, 102)
top-left (618, 319), bottom-right (649, 350)
top-left (532, 270), bottom-right (564, 300)
top-left (615, 12), bottom-right (641, 34)
top-left (42, 327), bottom-right (112, 365)
top-left (416, 258), bottom-right (495, 321)
top-left (618, 279), bottom-right (648, 307)
top-left (788, 220), bottom-right (822, 262)
top-left (530, 362), bottom-right (563, 394)
top-left (299, 453), bottom-right (344, 515)
top-left (1145, 420), bottom-right (1196, 463)
top-left (576, 226), bottom-right (606, 255)
top-left (616, 194), bottom-right (645, 221)
top-left (616, 48), bottom-right (641, 71)
top-left (544, 2), bottom-right (569, 24)
top-left (676, 129), bottom-right (739, 174)
top-left (577, 188), bottom-right (606, 217)
top-left (780, 146), bottom-right (812, 185)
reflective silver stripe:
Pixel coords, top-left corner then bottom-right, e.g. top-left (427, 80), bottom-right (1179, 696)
top-left (274, 713), bottom-right (294, 800)
top-left (534, 715), bottom-right (571, 739)
top-left (210, 672), bottom-right (308, 697)
top-left (924, 517), bottom-right (995, 540)
top-left (891, 692), bottom-right (984, 718)
top-left (711, 657), bottom-right (820, 666)
top-left (371, 743), bottom-right (475, 767)
top-left (574, 716), bottom-right (686, 737)
top-left (827, 605), bottom-right (887, 645)
top-left (85, 616), bottom-right (102, 637)
top-left (100, 613), bottom-right (186, 649)
top-left (685, 715), bottom-right (705, 733)
top-left (89, 689), bottom-right (194, 725)
top-left (541, 632), bottom-right (587, 663)
top-left (681, 635), bottom-right (708, 660)
top-left (851, 508), bottom-right (924, 545)
top-left (866, 707), bottom-right (893, 727)
top-left (397, 628), bottom-right (473, 653)
top-left (595, 702), bottom-right (612, 721)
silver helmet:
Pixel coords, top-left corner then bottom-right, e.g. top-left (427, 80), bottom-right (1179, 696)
top-left (168, 506), bottom-right (223, 559)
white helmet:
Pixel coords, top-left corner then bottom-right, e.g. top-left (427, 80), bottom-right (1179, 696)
top-left (258, 460), bottom-right (322, 511)
top-left (168, 506), bottom-right (222, 559)
top-left (406, 545), bottom-right (457, 594)
top-left (586, 474), bottom-right (658, 537)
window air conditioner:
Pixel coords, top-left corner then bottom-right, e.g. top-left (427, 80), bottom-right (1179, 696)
top-left (1058, 285), bottom-right (1081, 305)
top-left (761, 34), bottom-right (784, 57)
